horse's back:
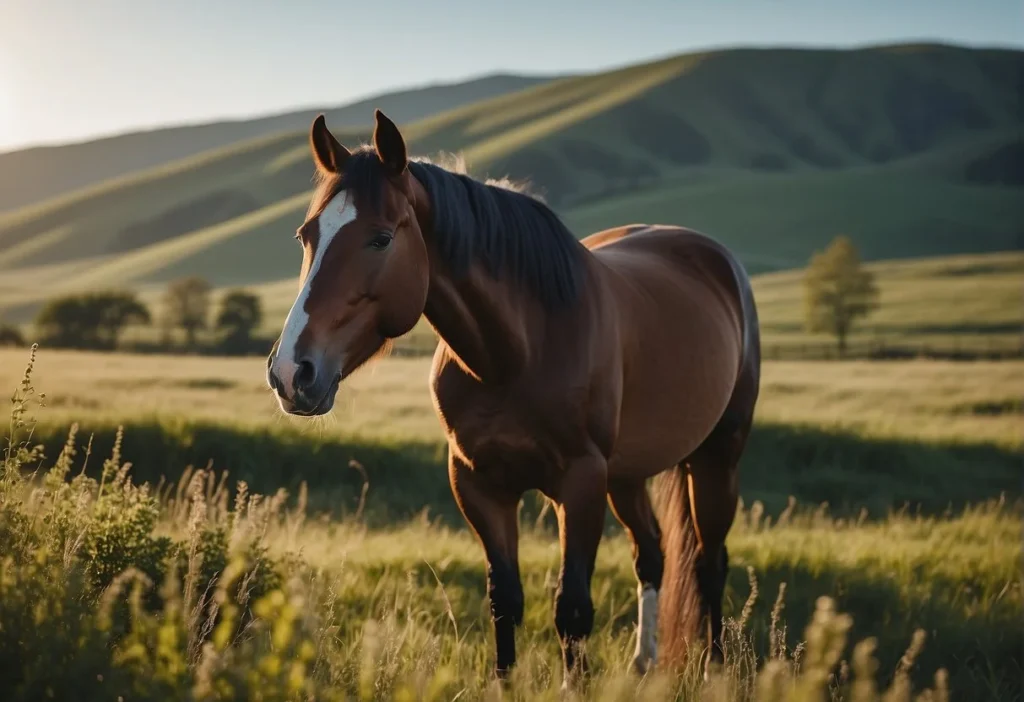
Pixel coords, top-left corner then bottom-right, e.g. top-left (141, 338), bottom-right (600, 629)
top-left (582, 224), bottom-right (760, 477)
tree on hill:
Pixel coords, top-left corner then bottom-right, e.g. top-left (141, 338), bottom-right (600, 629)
top-left (162, 276), bottom-right (211, 349)
top-left (803, 235), bottom-right (880, 357)
top-left (215, 289), bottom-right (263, 353)
top-left (35, 290), bottom-right (151, 350)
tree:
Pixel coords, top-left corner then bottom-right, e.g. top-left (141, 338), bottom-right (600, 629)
top-left (803, 235), bottom-right (879, 357)
top-left (35, 290), bottom-right (150, 350)
top-left (215, 289), bottom-right (263, 353)
top-left (0, 324), bottom-right (24, 347)
top-left (162, 276), bottom-right (211, 348)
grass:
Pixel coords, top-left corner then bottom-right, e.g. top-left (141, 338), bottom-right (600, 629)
top-left (0, 348), bottom-right (1016, 533)
top-left (752, 250), bottom-right (1024, 352)
top-left (2, 348), bottom-right (1019, 449)
top-left (1, 348), bottom-right (1020, 700)
top-left (1, 44), bottom-right (1021, 323)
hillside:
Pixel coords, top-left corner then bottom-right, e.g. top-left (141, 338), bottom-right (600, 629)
top-left (0, 43), bottom-right (1021, 323)
top-left (0, 73), bottom-right (555, 213)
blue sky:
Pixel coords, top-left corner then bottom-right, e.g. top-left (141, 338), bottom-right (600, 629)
top-left (1, 0), bottom-right (1021, 152)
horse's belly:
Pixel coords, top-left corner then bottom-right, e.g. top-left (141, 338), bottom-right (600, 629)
top-left (608, 291), bottom-right (743, 478)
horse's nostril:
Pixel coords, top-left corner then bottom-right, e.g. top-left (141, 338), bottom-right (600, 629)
top-left (267, 367), bottom-right (283, 394)
top-left (294, 358), bottom-right (317, 391)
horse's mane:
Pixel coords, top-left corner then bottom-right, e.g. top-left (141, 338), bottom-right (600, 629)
top-left (309, 147), bottom-right (585, 308)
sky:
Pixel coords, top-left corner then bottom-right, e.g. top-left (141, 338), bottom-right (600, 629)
top-left (0, 0), bottom-right (1021, 153)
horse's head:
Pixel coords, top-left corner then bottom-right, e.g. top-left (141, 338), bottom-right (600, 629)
top-left (267, 110), bottom-right (429, 416)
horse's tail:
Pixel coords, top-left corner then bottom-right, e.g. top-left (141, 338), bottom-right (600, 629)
top-left (652, 463), bottom-right (703, 672)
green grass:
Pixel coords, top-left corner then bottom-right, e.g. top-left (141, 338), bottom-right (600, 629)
top-left (0, 43), bottom-right (1020, 323)
top-left (2, 349), bottom-right (1020, 448)
top-left (0, 350), bottom-right (1019, 700)
top-left (750, 250), bottom-right (1024, 352)
top-left (0, 348), bottom-right (1019, 525)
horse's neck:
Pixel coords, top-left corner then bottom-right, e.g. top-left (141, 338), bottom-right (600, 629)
top-left (422, 253), bottom-right (534, 383)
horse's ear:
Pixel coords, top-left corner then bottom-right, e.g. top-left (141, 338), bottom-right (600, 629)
top-left (309, 114), bottom-right (350, 175)
top-left (372, 109), bottom-right (408, 174)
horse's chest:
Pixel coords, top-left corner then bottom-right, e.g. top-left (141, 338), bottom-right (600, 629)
top-left (431, 366), bottom-right (585, 492)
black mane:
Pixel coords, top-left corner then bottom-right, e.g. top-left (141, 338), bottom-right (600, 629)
top-left (320, 147), bottom-right (586, 308)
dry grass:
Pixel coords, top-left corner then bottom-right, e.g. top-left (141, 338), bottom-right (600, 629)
top-left (1, 348), bottom-right (1019, 449)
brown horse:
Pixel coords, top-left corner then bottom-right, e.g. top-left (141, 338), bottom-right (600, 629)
top-left (267, 109), bottom-right (761, 684)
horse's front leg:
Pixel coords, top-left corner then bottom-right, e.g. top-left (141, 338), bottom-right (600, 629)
top-left (448, 454), bottom-right (524, 679)
top-left (552, 449), bottom-right (608, 686)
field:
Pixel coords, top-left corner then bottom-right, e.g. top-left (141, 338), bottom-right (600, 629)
top-left (0, 38), bottom-right (1021, 702)
top-left (0, 345), bottom-right (1021, 701)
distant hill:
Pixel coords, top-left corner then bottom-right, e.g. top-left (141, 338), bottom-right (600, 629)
top-left (0, 43), bottom-right (1021, 323)
top-left (0, 73), bottom-right (556, 212)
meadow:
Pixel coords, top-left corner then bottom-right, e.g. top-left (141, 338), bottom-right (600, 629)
top-left (1, 341), bottom-right (1021, 701)
top-left (0, 33), bottom-right (1020, 702)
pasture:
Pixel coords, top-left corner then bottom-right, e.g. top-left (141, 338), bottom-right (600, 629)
top-left (1, 346), bottom-right (1021, 700)
top-left (3, 348), bottom-right (1019, 448)
top-left (0, 26), bottom-right (1020, 702)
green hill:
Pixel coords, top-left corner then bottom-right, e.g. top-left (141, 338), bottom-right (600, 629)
top-left (0, 73), bottom-right (556, 213)
top-left (0, 43), bottom-right (1021, 323)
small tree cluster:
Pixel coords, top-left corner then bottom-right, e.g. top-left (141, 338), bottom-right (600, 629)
top-left (160, 276), bottom-right (212, 348)
top-left (31, 277), bottom-right (263, 354)
top-left (35, 290), bottom-right (150, 350)
top-left (159, 277), bottom-right (263, 351)
top-left (215, 289), bottom-right (263, 353)
top-left (0, 323), bottom-right (24, 347)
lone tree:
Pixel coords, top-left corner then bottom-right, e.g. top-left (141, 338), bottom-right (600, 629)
top-left (35, 290), bottom-right (151, 350)
top-left (803, 235), bottom-right (879, 357)
top-left (215, 289), bottom-right (263, 353)
top-left (162, 276), bottom-right (211, 348)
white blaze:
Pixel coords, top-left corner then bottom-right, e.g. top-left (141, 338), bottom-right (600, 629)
top-left (633, 583), bottom-right (658, 674)
top-left (272, 190), bottom-right (355, 397)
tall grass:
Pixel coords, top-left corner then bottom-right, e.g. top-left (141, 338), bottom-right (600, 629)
top-left (2, 345), bottom-right (1019, 700)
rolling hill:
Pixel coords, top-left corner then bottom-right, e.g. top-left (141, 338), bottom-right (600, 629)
top-left (0, 73), bottom-right (556, 213)
top-left (0, 42), bottom-right (1021, 325)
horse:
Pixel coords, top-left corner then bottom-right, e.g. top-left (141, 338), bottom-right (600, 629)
top-left (266, 109), bottom-right (761, 685)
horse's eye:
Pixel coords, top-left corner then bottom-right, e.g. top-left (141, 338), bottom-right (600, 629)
top-left (369, 230), bottom-right (393, 251)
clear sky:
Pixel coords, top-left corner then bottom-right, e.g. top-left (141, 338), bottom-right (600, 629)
top-left (1, 0), bottom-right (1020, 153)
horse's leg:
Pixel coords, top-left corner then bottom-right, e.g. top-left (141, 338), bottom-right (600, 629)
top-left (607, 479), bottom-right (664, 674)
top-left (552, 451), bottom-right (608, 685)
top-left (684, 414), bottom-right (748, 676)
top-left (448, 455), bottom-right (524, 679)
